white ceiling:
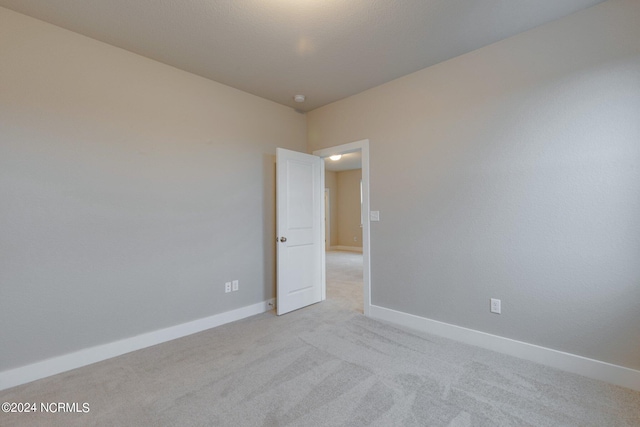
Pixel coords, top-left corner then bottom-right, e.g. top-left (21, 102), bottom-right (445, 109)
top-left (0, 0), bottom-right (605, 112)
top-left (324, 151), bottom-right (362, 172)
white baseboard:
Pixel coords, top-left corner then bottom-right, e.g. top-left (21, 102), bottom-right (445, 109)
top-left (331, 245), bottom-right (363, 253)
top-left (0, 298), bottom-right (275, 391)
top-left (369, 305), bottom-right (640, 392)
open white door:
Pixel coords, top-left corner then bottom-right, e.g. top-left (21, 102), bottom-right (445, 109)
top-left (276, 148), bottom-right (324, 315)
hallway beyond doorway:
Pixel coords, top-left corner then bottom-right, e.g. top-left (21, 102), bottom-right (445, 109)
top-left (326, 250), bottom-right (363, 313)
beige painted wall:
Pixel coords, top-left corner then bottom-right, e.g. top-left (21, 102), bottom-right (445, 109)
top-left (308, 0), bottom-right (640, 370)
top-left (0, 7), bottom-right (306, 371)
top-left (324, 169), bottom-right (363, 248)
top-left (324, 170), bottom-right (338, 247)
top-left (336, 170), bottom-right (363, 248)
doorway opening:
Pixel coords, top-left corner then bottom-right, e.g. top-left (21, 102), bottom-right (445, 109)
top-left (313, 140), bottom-right (371, 316)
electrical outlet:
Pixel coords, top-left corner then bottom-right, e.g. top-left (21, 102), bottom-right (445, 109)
top-left (232, 280), bottom-right (239, 291)
top-left (225, 282), bottom-right (231, 293)
top-left (490, 298), bottom-right (501, 314)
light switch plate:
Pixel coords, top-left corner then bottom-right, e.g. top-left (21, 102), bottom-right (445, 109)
top-left (370, 211), bottom-right (380, 221)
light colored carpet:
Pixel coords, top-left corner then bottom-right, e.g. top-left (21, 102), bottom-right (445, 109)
top-left (1, 252), bottom-right (639, 426)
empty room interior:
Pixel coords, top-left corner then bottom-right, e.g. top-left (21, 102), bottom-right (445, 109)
top-left (1, 0), bottom-right (639, 425)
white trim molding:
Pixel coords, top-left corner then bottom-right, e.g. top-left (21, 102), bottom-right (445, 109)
top-left (313, 139), bottom-right (371, 317)
top-left (0, 299), bottom-right (275, 391)
top-left (369, 305), bottom-right (640, 392)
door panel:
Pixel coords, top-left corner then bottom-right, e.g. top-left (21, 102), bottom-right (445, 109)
top-left (276, 148), bottom-right (324, 315)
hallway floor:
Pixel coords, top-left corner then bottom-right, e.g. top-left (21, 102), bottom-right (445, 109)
top-left (326, 250), bottom-right (363, 313)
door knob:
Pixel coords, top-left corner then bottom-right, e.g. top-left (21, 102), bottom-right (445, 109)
top-left (280, 237), bottom-right (287, 242)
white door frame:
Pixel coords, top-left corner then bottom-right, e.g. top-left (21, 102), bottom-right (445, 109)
top-left (324, 189), bottom-right (331, 250)
top-left (313, 139), bottom-right (371, 316)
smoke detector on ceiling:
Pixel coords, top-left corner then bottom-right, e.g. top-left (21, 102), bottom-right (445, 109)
top-left (293, 94), bottom-right (306, 103)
